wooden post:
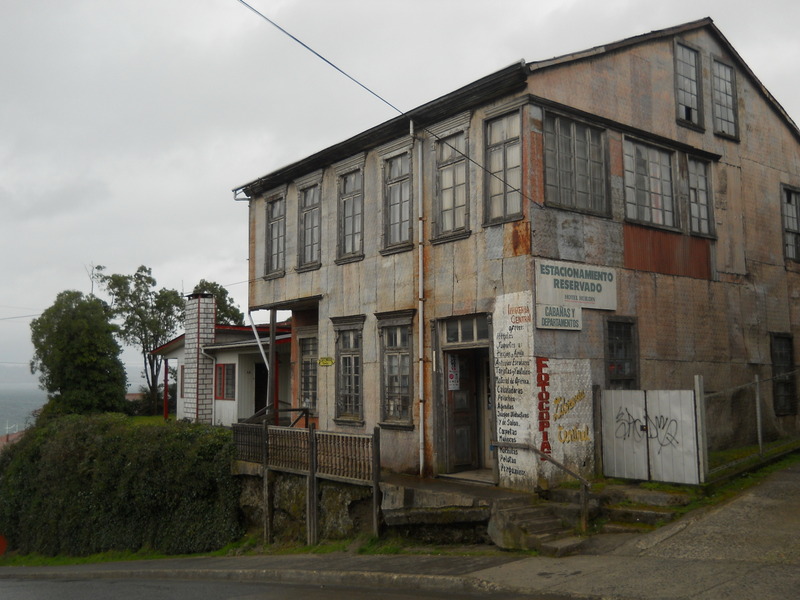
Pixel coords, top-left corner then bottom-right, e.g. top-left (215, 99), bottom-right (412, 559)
top-left (755, 375), bottom-right (763, 456)
top-left (307, 423), bottom-right (318, 545)
top-left (694, 375), bottom-right (708, 484)
top-left (372, 426), bottom-right (381, 537)
top-left (263, 421), bottom-right (273, 544)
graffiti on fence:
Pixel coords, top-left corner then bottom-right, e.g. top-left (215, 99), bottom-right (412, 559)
top-left (615, 406), bottom-right (679, 453)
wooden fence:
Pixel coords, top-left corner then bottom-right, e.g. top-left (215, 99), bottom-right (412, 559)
top-left (232, 422), bottom-right (381, 544)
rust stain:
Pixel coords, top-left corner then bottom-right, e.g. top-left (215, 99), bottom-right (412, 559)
top-left (624, 223), bottom-right (711, 279)
top-left (508, 220), bottom-right (532, 256)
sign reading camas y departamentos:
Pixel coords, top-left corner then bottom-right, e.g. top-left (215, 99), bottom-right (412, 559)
top-left (535, 259), bottom-right (617, 330)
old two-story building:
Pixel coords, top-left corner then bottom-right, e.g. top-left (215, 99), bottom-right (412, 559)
top-left (232, 18), bottom-right (800, 491)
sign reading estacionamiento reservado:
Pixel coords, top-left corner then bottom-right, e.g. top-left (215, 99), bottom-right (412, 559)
top-left (535, 259), bottom-right (617, 330)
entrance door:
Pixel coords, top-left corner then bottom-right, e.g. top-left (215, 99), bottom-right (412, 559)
top-left (446, 350), bottom-right (491, 472)
top-left (254, 363), bottom-right (268, 416)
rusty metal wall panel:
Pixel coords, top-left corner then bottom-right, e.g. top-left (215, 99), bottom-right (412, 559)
top-left (624, 224), bottom-right (711, 279)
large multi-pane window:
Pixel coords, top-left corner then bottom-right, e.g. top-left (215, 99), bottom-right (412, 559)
top-left (338, 169), bottom-right (363, 261)
top-left (332, 316), bottom-right (365, 422)
top-left (299, 184), bottom-right (321, 268)
top-left (299, 336), bottom-right (318, 411)
top-left (688, 158), bottom-right (711, 235)
top-left (712, 59), bottom-right (738, 138)
top-left (266, 195), bottom-right (285, 275)
top-left (377, 311), bottom-right (414, 425)
top-left (384, 153), bottom-right (412, 248)
top-left (675, 43), bottom-right (702, 127)
top-left (215, 364), bottom-right (236, 400)
top-left (544, 113), bottom-right (606, 214)
top-left (606, 319), bottom-right (637, 390)
top-left (771, 334), bottom-right (797, 416)
top-left (782, 187), bottom-right (800, 261)
top-left (624, 140), bottom-right (675, 227)
top-left (485, 112), bottom-right (522, 223)
top-left (436, 132), bottom-right (468, 236)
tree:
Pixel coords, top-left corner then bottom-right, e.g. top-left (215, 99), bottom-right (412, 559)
top-left (29, 290), bottom-right (128, 415)
top-left (192, 279), bottom-right (245, 326)
top-left (95, 265), bottom-right (183, 414)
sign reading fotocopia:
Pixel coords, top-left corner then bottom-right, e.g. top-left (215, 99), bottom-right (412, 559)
top-left (535, 259), bottom-right (617, 311)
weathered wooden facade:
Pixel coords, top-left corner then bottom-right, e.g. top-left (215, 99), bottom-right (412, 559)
top-left (234, 19), bottom-right (800, 491)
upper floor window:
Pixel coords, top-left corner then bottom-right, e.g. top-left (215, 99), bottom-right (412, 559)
top-left (485, 112), bottom-right (522, 223)
top-left (332, 315), bottom-right (365, 423)
top-left (544, 112), bottom-right (607, 215)
top-left (688, 158), bottom-right (712, 235)
top-left (266, 195), bottom-right (285, 276)
top-left (782, 186), bottom-right (800, 261)
top-left (675, 43), bottom-right (702, 128)
top-left (298, 183), bottom-right (321, 269)
top-left (435, 132), bottom-right (469, 237)
top-left (384, 152), bottom-right (412, 249)
top-left (215, 364), bottom-right (236, 400)
top-left (712, 59), bottom-right (739, 138)
top-left (337, 169), bottom-right (364, 262)
top-left (624, 139), bottom-right (675, 228)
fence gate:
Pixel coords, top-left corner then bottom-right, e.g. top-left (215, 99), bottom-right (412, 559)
top-left (602, 390), bottom-right (701, 485)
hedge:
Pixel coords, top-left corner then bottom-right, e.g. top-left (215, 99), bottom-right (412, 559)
top-left (0, 414), bottom-right (243, 556)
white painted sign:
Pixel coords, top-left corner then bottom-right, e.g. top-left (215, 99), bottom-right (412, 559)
top-left (536, 304), bottom-right (582, 330)
top-left (536, 259), bottom-right (617, 311)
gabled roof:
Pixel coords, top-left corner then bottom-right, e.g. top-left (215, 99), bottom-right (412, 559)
top-left (151, 322), bottom-right (291, 356)
top-left (527, 17), bottom-right (800, 142)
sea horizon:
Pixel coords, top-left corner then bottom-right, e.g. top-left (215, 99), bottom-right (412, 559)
top-left (0, 384), bottom-right (47, 433)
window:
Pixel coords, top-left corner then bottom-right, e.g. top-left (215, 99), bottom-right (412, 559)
top-left (377, 310), bottom-right (414, 425)
top-left (299, 336), bottom-right (318, 411)
top-left (712, 59), bottom-right (738, 138)
top-left (675, 43), bottom-right (702, 127)
top-left (771, 334), bottom-right (797, 416)
top-left (544, 112), bottom-right (606, 214)
top-left (443, 315), bottom-right (489, 345)
top-left (266, 195), bottom-right (285, 276)
top-left (384, 152), bottom-right (412, 248)
top-left (332, 315), bottom-right (365, 422)
top-left (485, 112), bottom-right (522, 223)
top-left (215, 364), bottom-right (235, 400)
top-left (688, 158), bottom-right (711, 235)
top-left (298, 184), bottom-right (321, 269)
top-left (782, 187), bottom-right (800, 261)
top-left (338, 169), bottom-right (363, 261)
top-left (180, 365), bottom-right (185, 398)
top-left (436, 132), bottom-right (469, 237)
top-left (624, 140), bottom-right (675, 227)
top-left (606, 319), bottom-right (637, 390)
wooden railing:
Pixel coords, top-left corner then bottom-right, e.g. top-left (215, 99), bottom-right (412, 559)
top-left (231, 421), bottom-right (381, 544)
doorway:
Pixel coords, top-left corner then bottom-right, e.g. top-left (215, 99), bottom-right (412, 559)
top-left (444, 348), bottom-right (494, 477)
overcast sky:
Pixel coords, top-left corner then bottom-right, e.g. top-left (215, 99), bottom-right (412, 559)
top-left (2, 0), bottom-right (799, 393)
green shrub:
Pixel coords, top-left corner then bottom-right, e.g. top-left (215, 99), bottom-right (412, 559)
top-left (0, 414), bottom-right (242, 556)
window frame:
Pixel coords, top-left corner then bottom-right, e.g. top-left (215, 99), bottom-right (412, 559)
top-left (484, 110), bottom-right (523, 225)
top-left (688, 157), bottom-right (713, 236)
top-left (623, 138), bottom-right (678, 230)
top-left (297, 175), bottom-right (322, 272)
top-left (781, 185), bottom-right (800, 262)
top-left (605, 317), bottom-right (638, 390)
top-left (771, 333), bottom-right (797, 417)
top-left (711, 56), bottom-right (739, 140)
top-left (376, 310), bottom-right (415, 428)
top-left (265, 191), bottom-right (286, 278)
top-left (433, 130), bottom-right (471, 241)
top-left (335, 166), bottom-right (365, 264)
top-left (543, 111), bottom-right (609, 216)
top-left (331, 315), bottom-right (366, 424)
top-left (214, 363), bottom-right (236, 401)
top-left (298, 332), bottom-right (318, 413)
top-left (674, 41), bottom-right (704, 130)
top-left (381, 149), bottom-right (414, 254)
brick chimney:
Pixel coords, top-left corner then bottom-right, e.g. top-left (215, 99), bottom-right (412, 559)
top-left (183, 293), bottom-right (216, 424)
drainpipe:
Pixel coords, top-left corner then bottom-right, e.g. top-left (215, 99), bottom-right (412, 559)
top-left (413, 120), bottom-right (426, 477)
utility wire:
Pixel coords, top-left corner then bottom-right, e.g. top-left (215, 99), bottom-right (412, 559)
top-left (233, 0), bottom-right (536, 206)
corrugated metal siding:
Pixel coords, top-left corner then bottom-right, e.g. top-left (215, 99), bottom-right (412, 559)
top-left (624, 224), bottom-right (711, 279)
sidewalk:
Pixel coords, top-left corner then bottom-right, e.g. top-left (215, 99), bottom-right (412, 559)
top-left (2, 461), bottom-right (799, 599)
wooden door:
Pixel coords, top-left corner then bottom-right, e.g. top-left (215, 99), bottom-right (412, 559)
top-left (448, 352), bottom-right (479, 471)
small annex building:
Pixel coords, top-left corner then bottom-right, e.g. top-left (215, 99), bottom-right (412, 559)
top-left (153, 293), bottom-right (291, 427)
top-left (231, 18), bottom-right (800, 491)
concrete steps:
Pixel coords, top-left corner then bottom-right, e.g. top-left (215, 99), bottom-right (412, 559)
top-left (487, 498), bottom-right (584, 555)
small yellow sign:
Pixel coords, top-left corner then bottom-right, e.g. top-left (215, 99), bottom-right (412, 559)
top-left (318, 357), bottom-right (335, 367)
